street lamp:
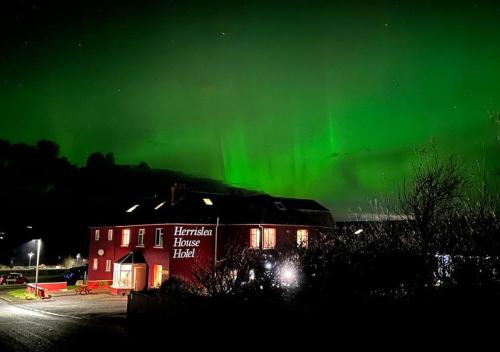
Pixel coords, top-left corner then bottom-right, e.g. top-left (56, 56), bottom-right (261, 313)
top-left (76, 253), bottom-right (81, 267)
top-left (28, 252), bottom-right (34, 269)
top-left (34, 239), bottom-right (41, 298)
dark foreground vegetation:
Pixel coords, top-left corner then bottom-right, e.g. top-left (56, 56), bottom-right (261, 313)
top-left (129, 150), bottom-right (500, 336)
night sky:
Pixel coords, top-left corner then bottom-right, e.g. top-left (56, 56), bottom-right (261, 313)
top-left (1, 0), bottom-right (499, 212)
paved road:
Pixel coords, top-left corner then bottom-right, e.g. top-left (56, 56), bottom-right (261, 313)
top-left (0, 295), bottom-right (132, 352)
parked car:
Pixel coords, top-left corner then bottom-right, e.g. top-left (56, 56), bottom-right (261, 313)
top-left (0, 272), bottom-right (29, 285)
top-left (63, 266), bottom-right (87, 285)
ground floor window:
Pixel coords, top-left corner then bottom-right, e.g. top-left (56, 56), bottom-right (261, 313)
top-left (263, 228), bottom-right (276, 249)
top-left (113, 263), bottom-right (132, 288)
top-left (297, 229), bottom-right (309, 248)
top-left (105, 259), bottom-right (111, 272)
top-left (93, 258), bottom-right (98, 270)
top-left (250, 228), bottom-right (261, 248)
top-left (153, 264), bottom-right (163, 287)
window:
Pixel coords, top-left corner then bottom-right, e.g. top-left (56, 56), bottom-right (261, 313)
top-left (274, 201), bottom-right (287, 211)
top-left (95, 229), bottom-right (100, 241)
top-left (113, 264), bottom-right (132, 288)
top-left (126, 204), bottom-right (139, 213)
top-left (297, 229), bottom-right (309, 248)
top-left (93, 258), bottom-right (98, 271)
top-left (108, 229), bottom-right (113, 241)
top-left (263, 228), bottom-right (276, 249)
top-left (121, 229), bottom-right (130, 247)
top-left (155, 228), bottom-right (164, 247)
top-left (153, 265), bottom-right (163, 287)
top-left (137, 229), bottom-right (145, 247)
top-left (250, 228), bottom-right (261, 249)
top-left (202, 198), bottom-right (213, 206)
top-left (154, 201), bottom-right (166, 210)
top-left (105, 259), bottom-right (111, 272)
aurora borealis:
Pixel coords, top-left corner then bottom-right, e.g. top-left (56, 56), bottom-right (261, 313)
top-left (1, 0), bottom-right (499, 213)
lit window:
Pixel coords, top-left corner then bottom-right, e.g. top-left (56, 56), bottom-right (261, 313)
top-left (113, 264), bottom-right (132, 288)
top-left (137, 229), bottom-right (145, 247)
top-left (93, 258), bottom-right (98, 271)
top-left (95, 229), bottom-right (100, 241)
top-left (297, 229), bottom-right (309, 248)
top-left (203, 198), bottom-right (213, 206)
top-left (263, 228), bottom-right (276, 249)
top-left (154, 201), bottom-right (166, 210)
top-left (250, 228), bottom-right (261, 249)
top-left (108, 229), bottom-right (113, 241)
top-left (121, 229), bottom-right (130, 247)
top-left (155, 228), bottom-right (164, 247)
top-left (126, 204), bottom-right (139, 213)
top-left (105, 259), bottom-right (111, 272)
top-left (153, 264), bottom-right (163, 287)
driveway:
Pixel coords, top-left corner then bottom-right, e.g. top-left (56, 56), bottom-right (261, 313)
top-left (0, 293), bottom-right (131, 352)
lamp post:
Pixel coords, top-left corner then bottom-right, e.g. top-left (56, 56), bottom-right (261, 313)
top-left (34, 239), bottom-right (41, 298)
top-left (28, 252), bottom-right (34, 269)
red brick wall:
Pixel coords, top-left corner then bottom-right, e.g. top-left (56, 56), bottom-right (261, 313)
top-left (88, 223), bottom-right (330, 288)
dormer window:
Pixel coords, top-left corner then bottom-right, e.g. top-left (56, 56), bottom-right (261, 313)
top-left (274, 201), bottom-right (286, 211)
top-left (126, 204), bottom-right (139, 213)
top-left (154, 201), bottom-right (166, 210)
top-left (202, 198), bottom-right (213, 206)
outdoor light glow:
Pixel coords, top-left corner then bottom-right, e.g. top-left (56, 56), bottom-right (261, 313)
top-left (264, 262), bottom-right (273, 270)
top-left (126, 204), bottom-right (140, 213)
top-left (279, 263), bottom-right (298, 287)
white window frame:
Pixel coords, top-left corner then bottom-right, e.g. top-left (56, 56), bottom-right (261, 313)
top-left (95, 229), bottom-right (100, 241)
top-left (105, 259), bottom-right (111, 272)
top-left (137, 229), bottom-right (145, 247)
top-left (121, 229), bottom-right (130, 247)
top-left (93, 258), bottom-right (98, 271)
top-left (108, 229), bottom-right (113, 241)
top-left (154, 228), bottom-right (164, 248)
top-left (263, 228), bottom-right (276, 249)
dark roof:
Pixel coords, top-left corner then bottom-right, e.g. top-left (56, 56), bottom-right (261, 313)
top-left (101, 191), bottom-right (334, 228)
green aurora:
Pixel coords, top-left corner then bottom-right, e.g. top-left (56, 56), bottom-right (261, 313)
top-left (1, 1), bottom-right (499, 212)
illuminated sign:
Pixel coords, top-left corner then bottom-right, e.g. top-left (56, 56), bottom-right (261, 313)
top-left (172, 226), bottom-right (213, 259)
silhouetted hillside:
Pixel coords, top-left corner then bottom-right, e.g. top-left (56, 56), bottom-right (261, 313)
top-left (0, 139), bottom-right (235, 264)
